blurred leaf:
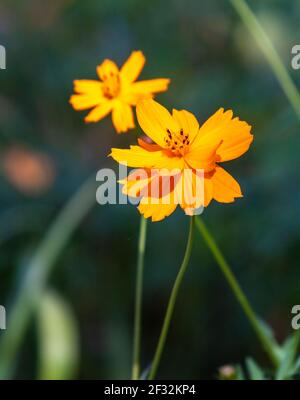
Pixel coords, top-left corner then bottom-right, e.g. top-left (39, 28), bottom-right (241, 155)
top-left (275, 332), bottom-right (300, 380)
top-left (235, 364), bottom-right (246, 380)
top-left (257, 319), bottom-right (281, 363)
top-left (37, 289), bottom-right (79, 380)
top-left (290, 356), bottom-right (300, 376)
top-left (245, 357), bottom-right (265, 380)
top-left (140, 364), bottom-right (151, 380)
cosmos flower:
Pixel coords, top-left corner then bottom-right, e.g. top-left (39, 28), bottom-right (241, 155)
top-left (110, 99), bottom-right (253, 221)
top-left (70, 51), bottom-right (170, 133)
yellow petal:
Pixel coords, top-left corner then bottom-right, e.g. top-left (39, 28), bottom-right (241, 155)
top-left (193, 108), bottom-right (253, 162)
top-left (138, 197), bottom-right (177, 222)
top-left (73, 80), bottom-right (103, 94)
top-left (211, 166), bottom-right (243, 203)
top-left (120, 51), bottom-right (145, 84)
top-left (121, 169), bottom-right (153, 198)
top-left (129, 79), bottom-right (170, 98)
top-left (111, 102), bottom-right (135, 133)
top-left (172, 109), bottom-right (199, 144)
top-left (69, 94), bottom-right (103, 111)
top-left (97, 59), bottom-right (119, 81)
top-left (175, 169), bottom-right (204, 213)
top-left (137, 138), bottom-right (161, 152)
top-left (84, 101), bottom-right (112, 123)
top-left (136, 99), bottom-right (180, 148)
top-left (110, 145), bottom-right (184, 170)
top-left (184, 139), bottom-right (221, 171)
top-left (204, 175), bottom-right (213, 207)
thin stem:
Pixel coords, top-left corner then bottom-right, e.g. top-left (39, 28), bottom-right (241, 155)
top-left (0, 176), bottom-right (97, 379)
top-left (148, 216), bottom-right (195, 380)
top-left (195, 216), bottom-right (279, 368)
top-left (132, 216), bottom-right (148, 380)
top-left (230, 0), bottom-right (300, 122)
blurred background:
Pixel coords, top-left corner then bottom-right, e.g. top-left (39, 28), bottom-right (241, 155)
top-left (0, 0), bottom-right (300, 379)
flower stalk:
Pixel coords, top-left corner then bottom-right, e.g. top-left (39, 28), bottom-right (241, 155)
top-left (148, 216), bottom-right (195, 380)
top-left (195, 216), bottom-right (279, 368)
top-left (132, 216), bottom-right (148, 380)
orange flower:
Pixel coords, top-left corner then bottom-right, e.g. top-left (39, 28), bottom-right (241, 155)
top-left (110, 99), bottom-right (253, 221)
top-left (70, 51), bottom-right (170, 133)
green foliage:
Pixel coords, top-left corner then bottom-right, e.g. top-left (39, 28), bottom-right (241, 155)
top-left (37, 290), bottom-right (79, 380)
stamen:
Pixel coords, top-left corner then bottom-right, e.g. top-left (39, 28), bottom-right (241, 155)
top-left (164, 127), bottom-right (191, 155)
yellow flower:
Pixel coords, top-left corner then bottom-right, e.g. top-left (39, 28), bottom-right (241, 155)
top-left (111, 99), bottom-right (253, 221)
top-left (70, 51), bottom-right (170, 133)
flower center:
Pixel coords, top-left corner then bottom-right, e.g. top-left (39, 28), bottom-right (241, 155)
top-left (102, 71), bottom-right (121, 99)
top-left (164, 128), bottom-right (190, 156)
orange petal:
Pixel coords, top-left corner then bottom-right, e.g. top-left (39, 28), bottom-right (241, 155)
top-left (84, 101), bottom-right (112, 122)
top-left (137, 138), bottom-right (161, 152)
top-left (97, 59), bottom-right (119, 81)
top-left (172, 109), bottom-right (199, 144)
top-left (138, 197), bottom-right (177, 222)
top-left (184, 139), bottom-right (221, 172)
top-left (120, 51), bottom-right (145, 84)
top-left (73, 80), bottom-right (103, 94)
top-left (175, 169), bottom-right (204, 213)
top-left (193, 108), bottom-right (253, 162)
top-left (69, 94), bottom-right (103, 111)
top-left (110, 145), bottom-right (184, 170)
top-left (130, 79), bottom-right (170, 98)
top-left (136, 99), bottom-right (180, 148)
top-left (204, 175), bottom-right (213, 207)
top-left (120, 169), bottom-right (153, 198)
top-left (211, 166), bottom-right (243, 203)
top-left (111, 102), bottom-right (135, 133)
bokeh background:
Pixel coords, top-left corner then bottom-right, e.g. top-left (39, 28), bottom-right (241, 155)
top-left (0, 0), bottom-right (300, 379)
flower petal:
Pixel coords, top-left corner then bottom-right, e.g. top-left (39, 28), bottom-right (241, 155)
top-left (172, 109), bottom-right (199, 144)
top-left (84, 101), bottom-right (112, 122)
top-left (138, 196), bottom-right (177, 222)
top-left (110, 145), bottom-right (184, 170)
top-left (204, 174), bottom-right (213, 207)
top-left (137, 138), bottom-right (161, 152)
top-left (184, 140), bottom-right (221, 172)
top-left (120, 169), bottom-right (154, 198)
top-left (97, 59), bottom-right (119, 81)
top-left (175, 169), bottom-right (204, 213)
top-left (136, 99), bottom-right (180, 148)
top-left (193, 108), bottom-right (253, 162)
top-left (130, 79), bottom-right (170, 98)
top-left (111, 102), bottom-right (135, 133)
top-left (73, 80), bottom-right (103, 94)
top-left (70, 94), bottom-right (103, 111)
top-left (120, 51), bottom-right (145, 84)
top-left (209, 166), bottom-right (243, 203)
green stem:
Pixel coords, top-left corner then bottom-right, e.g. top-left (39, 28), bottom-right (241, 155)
top-left (195, 216), bottom-right (279, 368)
top-left (0, 176), bottom-right (97, 379)
top-left (230, 0), bottom-right (300, 122)
top-left (132, 216), bottom-right (148, 380)
top-left (148, 216), bottom-right (195, 380)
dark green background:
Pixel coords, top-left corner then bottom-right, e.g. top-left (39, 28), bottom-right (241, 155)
top-left (0, 0), bottom-right (300, 379)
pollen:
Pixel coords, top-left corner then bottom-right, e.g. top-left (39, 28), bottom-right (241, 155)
top-left (164, 128), bottom-right (190, 155)
top-left (102, 71), bottom-right (121, 99)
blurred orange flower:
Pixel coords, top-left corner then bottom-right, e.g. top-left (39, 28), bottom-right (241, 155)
top-left (111, 99), bottom-right (253, 221)
top-left (70, 51), bottom-right (170, 133)
top-left (2, 147), bottom-right (55, 195)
